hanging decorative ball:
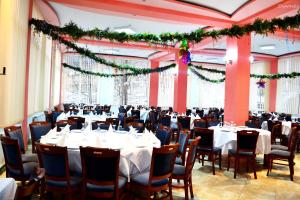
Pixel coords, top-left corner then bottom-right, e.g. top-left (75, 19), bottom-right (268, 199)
top-left (256, 79), bottom-right (266, 88)
top-left (178, 39), bottom-right (191, 64)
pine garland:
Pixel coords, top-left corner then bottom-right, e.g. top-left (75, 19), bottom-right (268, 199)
top-left (189, 67), bottom-right (226, 83)
top-left (30, 14), bottom-right (300, 44)
top-left (188, 63), bottom-right (226, 75)
top-left (63, 62), bottom-right (176, 77)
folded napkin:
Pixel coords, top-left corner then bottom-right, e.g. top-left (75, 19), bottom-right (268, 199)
top-left (108, 124), bottom-right (114, 133)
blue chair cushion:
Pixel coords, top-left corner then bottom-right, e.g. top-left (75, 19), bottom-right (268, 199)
top-left (131, 172), bottom-right (168, 187)
top-left (31, 125), bottom-right (52, 141)
top-left (8, 162), bottom-right (38, 178)
top-left (172, 164), bottom-right (186, 176)
top-left (228, 149), bottom-right (252, 156)
top-left (21, 153), bottom-right (38, 163)
top-left (269, 149), bottom-right (290, 157)
top-left (175, 157), bottom-right (183, 165)
top-left (271, 144), bottom-right (288, 151)
top-left (86, 176), bottom-right (126, 192)
top-left (46, 176), bottom-right (82, 188)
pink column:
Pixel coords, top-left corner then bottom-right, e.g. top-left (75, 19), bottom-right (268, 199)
top-left (269, 58), bottom-right (278, 112)
top-left (48, 41), bottom-right (55, 113)
top-left (174, 52), bottom-right (188, 113)
top-left (149, 60), bottom-right (159, 106)
top-left (224, 35), bottom-right (251, 125)
top-left (59, 53), bottom-right (64, 108)
top-left (22, 0), bottom-right (33, 149)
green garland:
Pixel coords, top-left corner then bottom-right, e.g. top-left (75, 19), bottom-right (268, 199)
top-left (250, 72), bottom-right (300, 79)
top-left (63, 62), bottom-right (176, 77)
top-left (189, 67), bottom-right (226, 83)
top-left (30, 14), bottom-right (300, 44)
top-left (188, 63), bottom-right (226, 75)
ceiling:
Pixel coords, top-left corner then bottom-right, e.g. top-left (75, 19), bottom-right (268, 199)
top-left (47, 0), bottom-right (300, 64)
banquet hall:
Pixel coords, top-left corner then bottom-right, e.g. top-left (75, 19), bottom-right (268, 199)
top-left (0, 0), bottom-right (300, 199)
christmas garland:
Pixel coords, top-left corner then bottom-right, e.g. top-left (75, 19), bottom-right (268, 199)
top-left (189, 67), bottom-right (226, 83)
top-left (250, 72), bottom-right (300, 79)
top-left (30, 14), bottom-right (300, 44)
top-left (188, 63), bottom-right (226, 75)
top-left (63, 62), bottom-right (176, 77)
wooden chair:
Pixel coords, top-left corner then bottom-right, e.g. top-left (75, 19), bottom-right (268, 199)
top-left (1, 136), bottom-right (39, 186)
top-left (68, 116), bottom-right (85, 129)
top-left (194, 128), bottom-right (222, 175)
top-left (193, 119), bottom-right (207, 128)
top-left (36, 143), bottom-right (82, 200)
top-left (291, 122), bottom-right (300, 152)
top-left (172, 137), bottom-right (200, 200)
top-left (245, 120), bottom-right (260, 129)
top-left (124, 116), bottom-right (136, 127)
top-left (147, 110), bottom-right (158, 131)
top-left (29, 121), bottom-right (52, 153)
top-left (127, 122), bottom-right (145, 133)
top-left (80, 147), bottom-right (126, 200)
top-left (91, 121), bottom-right (110, 130)
top-left (267, 127), bottom-right (299, 181)
top-left (227, 130), bottom-right (259, 179)
top-left (207, 119), bottom-right (220, 127)
top-left (130, 144), bottom-right (179, 200)
top-left (175, 130), bottom-right (190, 166)
top-left (177, 116), bottom-right (191, 131)
top-left (106, 117), bottom-right (120, 130)
top-left (271, 124), bottom-right (282, 144)
top-left (158, 115), bottom-right (171, 127)
top-left (155, 126), bottom-right (172, 146)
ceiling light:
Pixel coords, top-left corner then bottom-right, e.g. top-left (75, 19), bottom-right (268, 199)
top-left (114, 25), bottom-right (136, 34)
top-left (259, 44), bottom-right (275, 50)
top-left (249, 55), bottom-right (254, 63)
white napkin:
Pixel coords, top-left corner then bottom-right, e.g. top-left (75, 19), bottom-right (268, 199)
top-left (108, 124), bottom-right (114, 133)
top-left (129, 126), bottom-right (137, 134)
top-left (144, 128), bottom-right (150, 135)
top-left (195, 115), bottom-right (200, 119)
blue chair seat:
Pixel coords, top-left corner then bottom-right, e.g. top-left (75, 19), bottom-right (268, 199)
top-left (197, 147), bottom-right (221, 153)
top-left (21, 153), bottom-right (38, 163)
top-left (8, 162), bottom-right (38, 178)
top-left (172, 164), bottom-right (185, 176)
top-left (46, 176), bottom-right (82, 188)
top-left (86, 176), bottom-right (126, 192)
top-left (228, 149), bottom-right (252, 156)
top-left (175, 157), bottom-right (183, 165)
top-left (271, 144), bottom-right (288, 151)
top-left (131, 172), bottom-right (168, 187)
top-left (269, 149), bottom-right (291, 157)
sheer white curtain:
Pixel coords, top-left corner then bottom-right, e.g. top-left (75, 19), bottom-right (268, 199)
top-left (276, 55), bottom-right (300, 114)
top-left (187, 64), bottom-right (225, 109)
top-left (158, 62), bottom-right (175, 107)
top-left (249, 62), bottom-right (270, 112)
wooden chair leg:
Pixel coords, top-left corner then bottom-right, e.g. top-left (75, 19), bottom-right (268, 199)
top-left (202, 155), bottom-right (204, 166)
top-left (234, 157), bottom-right (238, 179)
top-left (267, 158), bottom-right (272, 176)
top-left (211, 153), bottom-right (215, 175)
top-left (253, 157), bottom-right (257, 179)
top-left (218, 152), bottom-right (222, 170)
top-left (246, 158), bottom-right (249, 172)
top-left (227, 154), bottom-right (230, 171)
top-left (189, 176), bottom-right (194, 198)
top-left (184, 179), bottom-right (189, 200)
top-left (289, 159), bottom-right (294, 181)
top-left (169, 181), bottom-right (173, 200)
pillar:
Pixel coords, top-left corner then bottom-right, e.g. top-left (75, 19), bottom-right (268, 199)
top-left (269, 58), bottom-right (278, 112)
top-left (149, 60), bottom-right (159, 106)
top-left (174, 52), bottom-right (188, 113)
top-left (224, 35), bottom-right (251, 125)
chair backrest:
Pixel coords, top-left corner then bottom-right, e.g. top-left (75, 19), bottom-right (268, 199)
top-left (149, 144), bottom-right (179, 184)
top-left (36, 144), bottom-right (70, 184)
top-left (118, 112), bottom-right (127, 127)
top-left (91, 121), bottom-right (110, 130)
top-left (52, 111), bottom-right (62, 123)
top-left (44, 111), bottom-right (54, 128)
top-left (291, 122), bottom-right (300, 130)
top-left (127, 122), bottom-right (144, 133)
top-left (236, 130), bottom-right (259, 155)
top-left (184, 137), bottom-right (201, 175)
top-left (124, 116), bottom-right (136, 127)
top-left (158, 115), bottom-right (171, 127)
top-left (68, 116), bottom-right (85, 129)
top-left (177, 130), bottom-right (189, 155)
top-left (267, 120), bottom-right (282, 132)
top-left (155, 126), bottom-right (171, 146)
top-left (177, 116), bottom-right (191, 130)
top-left (131, 109), bottom-right (140, 119)
top-left (83, 109), bottom-right (92, 115)
top-left (245, 120), bottom-right (260, 129)
top-left (271, 124), bottom-right (282, 144)
top-left (148, 111), bottom-right (158, 124)
top-left (29, 121), bottom-right (52, 153)
top-left (4, 126), bottom-right (25, 154)
top-left (193, 119), bottom-right (207, 128)
top-left (194, 127), bottom-right (214, 150)
top-left (56, 120), bottom-right (71, 132)
top-left (288, 127), bottom-right (299, 155)
top-left (80, 147), bottom-right (120, 189)
top-left (0, 136), bottom-right (24, 179)
top-left (69, 108), bottom-right (79, 115)
top-left (207, 119), bottom-right (220, 127)
top-left (106, 118), bottom-right (119, 130)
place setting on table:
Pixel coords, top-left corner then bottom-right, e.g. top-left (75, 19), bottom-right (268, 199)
top-left (40, 121), bottom-right (161, 181)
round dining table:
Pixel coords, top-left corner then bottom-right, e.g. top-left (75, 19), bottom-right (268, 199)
top-left (40, 126), bottom-right (161, 181)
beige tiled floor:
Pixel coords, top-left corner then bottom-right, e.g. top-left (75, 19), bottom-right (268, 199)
top-left (172, 154), bottom-right (300, 200)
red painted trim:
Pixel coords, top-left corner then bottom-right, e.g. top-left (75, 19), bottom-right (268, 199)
top-left (48, 0), bottom-right (232, 27)
top-left (48, 41), bottom-right (55, 113)
top-left (148, 51), bottom-right (175, 62)
top-left (35, 0), bottom-right (60, 25)
top-left (22, 0), bottom-right (34, 150)
top-left (64, 51), bottom-right (148, 60)
top-left (231, 0), bottom-right (260, 17)
top-left (149, 61), bottom-right (159, 107)
top-left (59, 53), bottom-right (63, 107)
top-left (269, 59), bottom-right (278, 112)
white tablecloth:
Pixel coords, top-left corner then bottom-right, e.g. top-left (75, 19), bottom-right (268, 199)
top-left (209, 126), bottom-right (271, 154)
top-left (40, 127), bottom-right (160, 181)
top-left (261, 121), bottom-right (291, 135)
top-left (0, 178), bottom-right (17, 200)
top-left (56, 111), bottom-right (118, 123)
